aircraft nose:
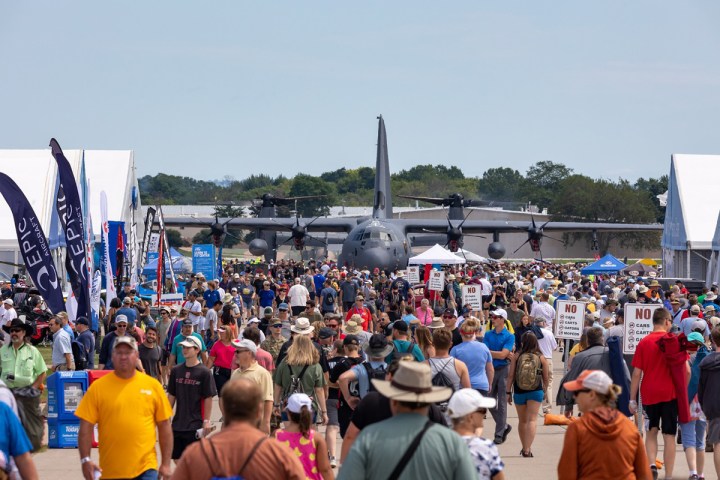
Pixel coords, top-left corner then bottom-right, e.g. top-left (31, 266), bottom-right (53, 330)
top-left (362, 247), bottom-right (391, 269)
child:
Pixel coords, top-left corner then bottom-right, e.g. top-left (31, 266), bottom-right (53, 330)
top-left (276, 393), bottom-right (334, 479)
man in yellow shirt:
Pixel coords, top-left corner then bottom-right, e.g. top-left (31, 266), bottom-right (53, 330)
top-left (75, 336), bottom-right (173, 480)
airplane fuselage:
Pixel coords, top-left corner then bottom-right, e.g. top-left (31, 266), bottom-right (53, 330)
top-left (338, 219), bottom-right (410, 272)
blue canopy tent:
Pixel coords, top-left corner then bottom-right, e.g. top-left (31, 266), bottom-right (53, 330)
top-left (142, 247), bottom-right (191, 280)
top-left (581, 254), bottom-right (627, 275)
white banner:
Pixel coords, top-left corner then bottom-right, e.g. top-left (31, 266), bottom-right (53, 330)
top-left (462, 284), bottom-right (482, 310)
top-left (407, 266), bottom-right (420, 284)
top-left (429, 270), bottom-right (445, 292)
top-left (554, 300), bottom-right (585, 340)
top-left (90, 270), bottom-right (101, 331)
top-left (623, 304), bottom-right (662, 354)
top-left (100, 191), bottom-right (116, 307)
top-left (147, 232), bottom-right (160, 254)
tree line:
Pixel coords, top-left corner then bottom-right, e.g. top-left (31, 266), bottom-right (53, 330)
top-left (142, 162), bottom-right (667, 251)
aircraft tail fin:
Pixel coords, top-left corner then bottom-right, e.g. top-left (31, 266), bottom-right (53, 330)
top-left (373, 115), bottom-right (393, 219)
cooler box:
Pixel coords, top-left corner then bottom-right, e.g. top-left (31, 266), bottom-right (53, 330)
top-left (46, 371), bottom-right (88, 421)
top-left (88, 370), bottom-right (112, 448)
top-left (47, 419), bottom-right (80, 448)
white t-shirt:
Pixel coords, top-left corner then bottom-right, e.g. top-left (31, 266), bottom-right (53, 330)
top-left (479, 279), bottom-right (492, 296)
top-left (183, 300), bottom-right (202, 326)
top-left (288, 284), bottom-right (310, 307)
top-left (536, 327), bottom-right (558, 359)
top-left (1, 307), bottom-right (17, 327)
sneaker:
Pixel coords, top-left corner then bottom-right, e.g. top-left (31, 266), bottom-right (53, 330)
top-left (494, 424), bottom-right (512, 444)
top-left (650, 465), bottom-right (658, 480)
top-left (688, 475), bottom-right (698, 480)
top-left (330, 456), bottom-right (337, 468)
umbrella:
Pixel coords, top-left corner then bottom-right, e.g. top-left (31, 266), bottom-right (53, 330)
top-left (621, 262), bottom-right (658, 277)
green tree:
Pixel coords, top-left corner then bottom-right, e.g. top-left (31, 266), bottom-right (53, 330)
top-left (522, 161), bottom-right (574, 209)
top-left (288, 174), bottom-right (336, 217)
top-left (213, 204), bottom-right (245, 219)
top-left (634, 175), bottom-right (668, 223)
top-left (477, 167), bottom-right (526, 202)
top-left (165, 229), bottom-right (188, 248)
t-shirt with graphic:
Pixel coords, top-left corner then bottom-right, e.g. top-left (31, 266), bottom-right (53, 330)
top-left (463, 435), bottom-right (505, 480)
top-left (168, 363), bottom-right (217, 432)
top-left (74, 372), bottom-right (172, 479)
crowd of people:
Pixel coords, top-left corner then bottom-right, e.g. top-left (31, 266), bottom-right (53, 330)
top-left (4, 259), bottom-right (720, 478)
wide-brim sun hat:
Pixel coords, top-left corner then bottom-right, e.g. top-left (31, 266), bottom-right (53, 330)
top-left (372, 361), bottom-right (453, 403)
top-left (290, 317), bottom-right (314, 335)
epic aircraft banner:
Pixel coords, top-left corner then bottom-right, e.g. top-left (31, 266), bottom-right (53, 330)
top-left (0, 173), bottom-right (65, 313)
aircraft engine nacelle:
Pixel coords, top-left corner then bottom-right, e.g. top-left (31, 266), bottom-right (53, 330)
top-left (488, 241), bottom-right (506, 260)
top-left (248, 238), bottom-right (268, 257)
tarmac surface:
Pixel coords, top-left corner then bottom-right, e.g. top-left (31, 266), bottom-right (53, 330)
top-left (32, 350), bottom-right (707, 479)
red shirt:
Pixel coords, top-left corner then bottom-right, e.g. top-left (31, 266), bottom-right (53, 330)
top-left (257, 348), bottom-right (275, 372)
top-left (632, 330), bottom-right (683, 405)
top-left (345, 306), bottom-right (372, 331)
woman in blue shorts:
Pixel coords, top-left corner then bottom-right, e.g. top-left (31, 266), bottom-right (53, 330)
top-left (506, 331), bottom-right (549, 458)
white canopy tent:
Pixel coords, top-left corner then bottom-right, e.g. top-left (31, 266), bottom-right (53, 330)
top-left (454, 248), bottom-right (489, 263)
top-left (408, 244), bottom-right (466, 265)
top-left (661, 154), bottom-right (720, 281)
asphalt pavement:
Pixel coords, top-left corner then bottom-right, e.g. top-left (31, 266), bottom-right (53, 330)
top-left (32, 350), bottom-right (705, 479)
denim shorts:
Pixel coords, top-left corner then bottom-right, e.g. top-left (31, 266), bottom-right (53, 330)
top-left (513, 390), bottom-right (544, 405)
top-left (680, 419), bottom-right (707, 450)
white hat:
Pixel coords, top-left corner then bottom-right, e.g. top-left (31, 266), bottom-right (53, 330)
top-left (490, 309), bottom-right (507, 320)
top-left (231, 338), bottom-right (257, 355)
top-left (563, 369), bottom-right (613, 395)
top-left (247, 317), bottom-right (261, 324)
top-left (113, 335), bottom-right (138, 351)
top-left (2, 298), bottom-right (12, 306)
top-left (114, 314), bottom-right (129, 324)
top-left (286, 393), bottom-right (313, 414)
top-left (446, 388), bottom-right (497, 419)
top-left (178, 336), bottom-right (202, 350)
top-left (291, 317), bottom-right (314, 335)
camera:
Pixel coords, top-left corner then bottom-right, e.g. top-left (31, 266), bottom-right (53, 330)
top-left (6, 374), bottom-right (15, 381)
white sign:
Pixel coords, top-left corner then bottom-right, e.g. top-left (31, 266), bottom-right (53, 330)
top-left (407, 266), bottom-right (420, 284)
top-left (429, 271), bottom-right (445, 291)
top-left (151, 293), bottom-right (184, 309)
top-left (554, 300), bottom-right (585, 340)
top-left (462, 284), bottom-right (482, 310)
top-left (623, 304), bottom-right (662, 354)
top-left (147, 233), bottom-right (160, 253)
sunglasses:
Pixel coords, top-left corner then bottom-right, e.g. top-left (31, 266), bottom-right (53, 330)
top-left (476, 408), bottom-right (488, 415)
top-left (572, 389), bottom-right (592, 397)
top-left (327, 324), bottom-right (339, 328)
top-left (271, 324), bottom-right (282, 328)
top-left (9, 328), bottom-right (23, 333)
top-left (442, 316), bottom-right (454, 319)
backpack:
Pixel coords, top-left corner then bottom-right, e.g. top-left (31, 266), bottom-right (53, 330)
top-left (431, 358), bottom-right (456, 390)
top-left (282, 364), bottom-right (312, 407)
top-left (392, 339), bottom-right (416, 361)
top-left (362, 362), bottom-right (387, 395)
top-left (515, 352), bottom-right (542, 391)
top-left (71, 337), bottom-right (88, 370)
top-left (324, 291), bottom-right (335, 307)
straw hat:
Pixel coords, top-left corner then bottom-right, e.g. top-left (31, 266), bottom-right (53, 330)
top-left (343, 320), bottom-right (363, 335)
top-left (372, 361), bottom-right (453, 403)
top-left (428, 317), bottom-right (446, 329)
top-left (290, 317), bottom-right (314, 335)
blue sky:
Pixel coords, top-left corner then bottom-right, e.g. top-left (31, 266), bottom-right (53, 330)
top-left (1, 2), bottom-right (719, 184)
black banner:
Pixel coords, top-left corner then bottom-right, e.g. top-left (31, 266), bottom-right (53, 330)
top-left (0, 173), bottom-right (65, 313)
top-left (49, 138), bottom-right (90, 320)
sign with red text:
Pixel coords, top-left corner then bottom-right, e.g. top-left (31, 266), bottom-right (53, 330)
top-left (623, 304), bottom-right (662, 354)
top-left (462, 284), bottom-right (482, 310)
top-left (429, 270), bottom-right (445, 291)
top-left (554, 300), bottom-right (584, 340)
top-left (407, 266), bottom-right (420, 284)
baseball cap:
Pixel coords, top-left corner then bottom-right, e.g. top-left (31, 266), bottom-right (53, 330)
top-left (181, 319), bottom-right (193, 327)
top-left (688, 332), bottom-right (706, 345)
top-left (263, 306), bottom-right (274, 316)
top-left (179, 336), bottom-right (202, 350)
top-left (3, 298), bottom-right (13, 306)
top-left (76, 317), bottom-right (89, 326)
top-left (114, 315), bottom-right (128, 325)
top-left (286, 393), bottom-right (313, 414)
top-left (122, 297), bottom-right (132, 304)
top-left (446, 388), bottom-right (497, 419)
top-left (231, 338), bottom-right (257, 355)
top-left (442, 308), bottom-right (455, 317)
top-left (691, 305), bottom-right (701, 313)
top-left (692, 319), bottom-right (709, 333)
top-left (160, 306), bottom-right (171, 313)
top-left (278, 303), bottom-right (289, 311)
top-left (318, 327), bottom-right (335, 340)
top-left (393, 320), bottom-right (409, 332)
top-left (490, 309), bottom-right (507, 320)
top-left (247, 317), bottom-right (261, 325)
top-left (563, 370), bottom-right (613, 395)
top-left (343, 334), bottom-right (360, 346)
top-left (113, 335), bottom-right (138, 351)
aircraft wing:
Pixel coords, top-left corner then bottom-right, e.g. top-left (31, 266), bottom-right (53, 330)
top-left (397, 219), bottom-right (664, 234)
top-left (162, 216), bottom-right (357, 234)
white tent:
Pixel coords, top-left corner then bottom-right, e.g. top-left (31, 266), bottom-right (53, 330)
top-left (661, 154), bottom-right (720, 280)
top-left (454, 248), bottom-right (489, 263)
top-left (408, 244), bottom-right (466, 265)
top-left (0, 149), bottom-right (141, 279)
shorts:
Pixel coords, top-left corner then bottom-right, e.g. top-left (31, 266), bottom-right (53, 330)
top-left (680, 419), bottom-right (707, 450)
top-left (326, 398), bottom-right (339, 426)
top-left (160, 350), bottom-right (169, 366)
top-left (172, 430), bottom-right (200, 459)
top-left (514, 390), bottom-right (544, 405)
top-left (644, 399), bottom-right (679, 435)
top-left (708, 418), bottom-right (720, 445)
top-left (291, 306), bottom-right (304, 317)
